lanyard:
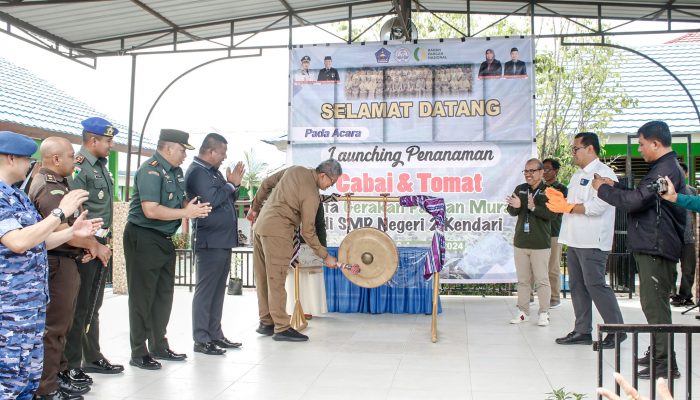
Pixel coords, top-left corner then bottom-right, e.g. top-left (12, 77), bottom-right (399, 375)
top-left (525, 187), bottom-right (540, 223)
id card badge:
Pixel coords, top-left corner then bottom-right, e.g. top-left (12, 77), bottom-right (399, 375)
top-left (523, 222), bottom-right (530, 233)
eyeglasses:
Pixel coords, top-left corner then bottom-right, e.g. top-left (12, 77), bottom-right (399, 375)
top-left (522, 168), bottom-right (542, 175)
top-left (325, 174), bottom-right (338, 186)
top-left (571, 145), bottom-right (588, 153)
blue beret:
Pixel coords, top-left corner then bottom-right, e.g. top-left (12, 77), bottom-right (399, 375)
top-left (81, 117), bottom-right (118, 137)
top-left (0, 131), bottom-right (38, 156)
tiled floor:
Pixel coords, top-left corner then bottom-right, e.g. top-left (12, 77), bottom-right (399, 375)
top-left (88, 288), bottom-right (700, 399)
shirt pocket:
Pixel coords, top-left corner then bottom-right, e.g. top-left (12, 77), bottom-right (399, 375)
top-left (162, 181), bottom-right (178, 204)
top-left (92, 178), bottom-right (107, 196)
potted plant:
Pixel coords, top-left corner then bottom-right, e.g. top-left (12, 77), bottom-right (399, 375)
top-left (228, 254), bottom-right (243, 295)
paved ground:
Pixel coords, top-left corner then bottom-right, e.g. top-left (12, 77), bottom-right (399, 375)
top-left (86, 288), bottom-right (699, 399)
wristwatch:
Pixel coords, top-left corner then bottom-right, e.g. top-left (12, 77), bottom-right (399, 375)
top-left (51, 208), bottom-right (66, 223)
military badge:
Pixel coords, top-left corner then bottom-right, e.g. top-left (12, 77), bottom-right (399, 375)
top-left (105, 126), bottom-right (115, 136)
top-left (98, 190), bottom-right (104, 200)
top-left (168, 193), bottom-right (174, 200)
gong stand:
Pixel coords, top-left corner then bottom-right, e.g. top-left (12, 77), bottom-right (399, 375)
top-left (340, 193), bottom-right (440, 343)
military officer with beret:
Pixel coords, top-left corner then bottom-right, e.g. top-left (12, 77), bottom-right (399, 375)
top-left (63, 117), bottom-right (123, 389)
top-left (30, 137), bottom-right (94, 399)
top-left (0, 131), bottom-right (100, 399)
top-left (124, 129), bottom-right (211, 370)
top-left (317, 56), bottom-right (340, 82)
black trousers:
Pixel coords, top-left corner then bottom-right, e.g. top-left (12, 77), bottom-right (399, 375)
top-left (64, 249), bottom-right (108, 369)
top-left (672, 242), bottom-right (697, 300)
top-left (634, 253), bottom-right (675, 360)
top-left (123, 223), bottom-right (176, 358)
top-left (192, 248), bottom-right (231, 343)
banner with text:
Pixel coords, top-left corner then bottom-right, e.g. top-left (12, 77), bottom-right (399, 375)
top-left (289, 38), bottom-right (535, 283)
top-left (290, 38), bottom-right (534, 144)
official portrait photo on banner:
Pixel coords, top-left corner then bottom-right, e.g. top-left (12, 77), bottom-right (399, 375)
top-left (288, 37), bottom-right (536, 283)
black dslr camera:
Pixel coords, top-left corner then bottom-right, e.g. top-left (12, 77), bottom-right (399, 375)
top-left (646, 177), bottom-right (668, 195)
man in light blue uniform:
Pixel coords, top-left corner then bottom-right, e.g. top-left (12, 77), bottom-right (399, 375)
top-left (0, 131), bottom-right (97, 399)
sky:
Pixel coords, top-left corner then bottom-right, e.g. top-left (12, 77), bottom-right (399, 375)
top-left (0, 17), bottom-right (697, 175)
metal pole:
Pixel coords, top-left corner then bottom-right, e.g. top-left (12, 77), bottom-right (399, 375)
top-left (348, 5), bottom-right (352, 44)
top-left (125, 54), bottom-right (136, 201)
top-left (135, 51), bottom-right (262, 166)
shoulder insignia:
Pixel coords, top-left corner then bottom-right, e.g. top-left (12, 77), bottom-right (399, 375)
top-left (72, 166), bottom-right (82, 179)
top-left (149, 160), bottom-right (160, 167)
top-left (75, 155), bottom-right (85, 164)
top-left (45, 174), bottom-right (57, 183)
top-left (50, 189), bottom-right (65, 196)
top-left (147, 170), bottom-right (161, 177)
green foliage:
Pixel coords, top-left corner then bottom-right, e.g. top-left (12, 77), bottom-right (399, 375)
top-left (546, 388), bottom-right (587, 400)
top-left (241, 148), bottom-right (268, 196)
top-left (231, 254), bottom-right (242, 279)
top-left (535, 20), bottom-right (637, 182)
top-left (171, 232), bottom-right (190, 249)
top-left (440, 283), bottom-right (513, 296)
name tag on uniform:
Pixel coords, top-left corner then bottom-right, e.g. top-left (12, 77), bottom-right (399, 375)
top-left (580, 178), bottom-right (590, 186)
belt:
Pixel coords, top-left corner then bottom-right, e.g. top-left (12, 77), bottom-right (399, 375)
top-left (128, 222), bottom-right (173, 240)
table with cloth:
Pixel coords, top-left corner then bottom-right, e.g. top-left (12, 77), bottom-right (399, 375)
top-left (324, 246), bottom-right (442, 314)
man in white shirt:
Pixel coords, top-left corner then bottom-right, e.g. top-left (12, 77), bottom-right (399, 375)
top-left (546, 132), bottom-right (625, 349)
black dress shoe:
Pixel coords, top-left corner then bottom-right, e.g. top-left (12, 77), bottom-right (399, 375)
top-left (82, 358), bottom-right (124, 374)
top-left (595, 333), bottom-right (627, 350)
top-left (638, 361), bottom-right (680, 380)
top-left (212, 337), bottom-right (242, 349)
top-left (194, 341), bottom-right (226, 355)
top-left (129, 355), bottom-right (162, 370)
top-left (34, 388), bottom-right (83, 400)
top-left (60, 369), bottom-right (92, 386)
top-left (152, 348), bottom-right (187, 361)
top-left (56, 378), bottom-right (90, 396)
top-left (272, 328), bottom-right (309, 342)
top-left (555, 331), bottom-right (593, 345)
top-left (256, 323), bottom-right (274, 336)
top-left (671, 297), bottom-right (694, 307)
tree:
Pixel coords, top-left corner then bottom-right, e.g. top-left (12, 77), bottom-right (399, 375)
top-left (535, 20), bottom-right (637, 180)
top-left (241, 148), bottom-right (268, 196)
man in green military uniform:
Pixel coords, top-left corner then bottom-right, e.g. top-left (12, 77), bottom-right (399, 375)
top-left (64, 117), bottom-right (123, 389)
top-left (123, 129), bottom-right (211, 370)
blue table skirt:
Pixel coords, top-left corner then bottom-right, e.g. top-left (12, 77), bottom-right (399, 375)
top-left (324, 247), bottom-right (442, 314)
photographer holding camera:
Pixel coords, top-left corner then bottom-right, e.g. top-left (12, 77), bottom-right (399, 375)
top-left (591, 120), bottom-right (686, 379)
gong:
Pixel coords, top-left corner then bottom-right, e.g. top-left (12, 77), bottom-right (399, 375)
top-left (338, 227), bottom-right (398, 288)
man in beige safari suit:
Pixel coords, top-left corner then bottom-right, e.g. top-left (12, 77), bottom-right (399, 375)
top-left (246, 159), bottom-right (342, 341)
